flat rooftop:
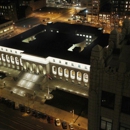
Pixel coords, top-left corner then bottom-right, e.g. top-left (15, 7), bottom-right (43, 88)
top-left (0, 22), bottom-right (109, 64)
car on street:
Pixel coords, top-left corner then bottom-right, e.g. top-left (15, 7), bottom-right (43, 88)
top-left (62, 121), bottom-right (67, 129)
top-left (55, 118), bottom-right (61, 126)
top-left (47, 116), bottom-right (53, 124)
top-left (69, 124), bottom-right (74, 130)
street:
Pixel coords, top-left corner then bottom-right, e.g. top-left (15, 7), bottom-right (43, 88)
top-left (0, 103), bottom-right (62, 130)
top-left (9, 6), bottom-right (112, 38)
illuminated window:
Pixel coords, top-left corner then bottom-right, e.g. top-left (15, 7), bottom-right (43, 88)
top-left (83, 73), bottom-right (88, 82)
top-left (58, 67), bottom-right (63, 76)
top-left (89, 35), bottom-right (92, 38)
top-left (70, 70), bottom-right (75, 79)
top-left (2, 54), bottom-right (5, 61)
top-left (11, 56), bottom-right (15, 64)
top-left (15, 57), bottom-right (19, 65)
top-left (6, 55), bottom-right (10, 63)
top-left (64, 68), bottom-right (69, 78)
top-left (77, 71), bottom-right (82, 81)
top-left (52, 66), bottom-right (57, 75)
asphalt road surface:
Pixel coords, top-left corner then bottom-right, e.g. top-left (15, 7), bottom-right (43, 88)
top-left (0, 103), bottom-right (63, 130)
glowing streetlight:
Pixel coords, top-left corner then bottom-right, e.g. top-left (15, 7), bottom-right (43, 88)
top-left (70, 109), bottom-right (74, 123)
top-left (86, 10), bottom-right (88, 21)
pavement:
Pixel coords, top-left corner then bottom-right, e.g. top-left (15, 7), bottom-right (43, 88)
top-left (0, 66), bottom-right (88, 130)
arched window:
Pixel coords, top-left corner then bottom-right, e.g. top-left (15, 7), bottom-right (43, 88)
top-left (20, 58), bottom-right (23, 66)
top-left (77, 71), bottom-right (82, 81)
top-left (58, 67), bottom-right (63, 76)
top-left (83, 73), bottom-right (88, 83)
top-left (15, 57), bottom-right (19, 65)
top-left (11, 56), bottom-right (14, 64)
top-left (1, 54), bottom-right (5, 61)
top-left (6, 55), bottom-right (10, 63)
top-left (70, 70), bottom-right (75, 79)
top-left (52, 66), bottom-right (57, 75)
top-left (64, 68), bottom-right (69, 78)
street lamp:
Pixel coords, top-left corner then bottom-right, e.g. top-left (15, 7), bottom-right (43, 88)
top-left (70, 109), bottom-right (74, 123)
top-left (85, 10), bottom-right (88, 22)
top-left (45, 74), bottom-right (53, 100)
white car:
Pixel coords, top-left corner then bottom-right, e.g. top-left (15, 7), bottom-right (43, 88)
top-left (55, 118), bottom-right (61, 126)
top-left (69, 124), bottom-right (74, 130)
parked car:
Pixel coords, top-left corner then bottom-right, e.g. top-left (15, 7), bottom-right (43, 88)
top-left (62, 121), bottom-right (67, 129)
top-left (35, 111), bottom-right (42, 118)
top-left (26, 107), bottom-right (31, 114)
top-left (69, 124), bottom-right (74, 130)
top-left (47, 116), bottom-right (53, 124)
top-left (31, 110), bottom-right (37, 116)
top-left (55, 118), bottom-right (61, 126)
top-left (19, 104), bottom-right (26, 112)
top-left (41, 113), bottom-right (47, 119)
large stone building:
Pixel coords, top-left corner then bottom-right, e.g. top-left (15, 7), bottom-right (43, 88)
top-left (0, 22), bottom-right (108, 98)
top-left (88, 18), bottom-right (130, 130)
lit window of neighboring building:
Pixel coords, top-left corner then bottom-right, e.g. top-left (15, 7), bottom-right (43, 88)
top-left (6, 55), bottom-right (10, 63)
top-left (77, 71), bottom-right (82, 81)
top-left (2, 54), bottom-right (5, 61)
top-left (11, 56), bottom-right (15, 64)
top-left (64, 68), bottom-right (69, 78)
top-left (58, 67), bottom-right (63, 76)
top-left (70, 70), bottom-right (75, 79)
top-left (52, 66), bottom-right (57, 75)
top-left (15, 57), bottom-right (19, 65)
top-left (83, 73), bottom-right (88, 83)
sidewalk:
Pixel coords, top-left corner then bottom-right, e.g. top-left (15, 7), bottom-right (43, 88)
top-left (0, 67), bottom-right (88, 130)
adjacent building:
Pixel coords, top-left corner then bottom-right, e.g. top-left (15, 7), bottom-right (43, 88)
top-left (0, 0), bottom-right (46, 21)
top-left (88, 18), bottom-right (130, 130)
top-left (0, 19), bottom-right (14, 40)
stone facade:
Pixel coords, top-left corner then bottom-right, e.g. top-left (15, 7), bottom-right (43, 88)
top-left (88, 18), bottom-right (130, 130)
